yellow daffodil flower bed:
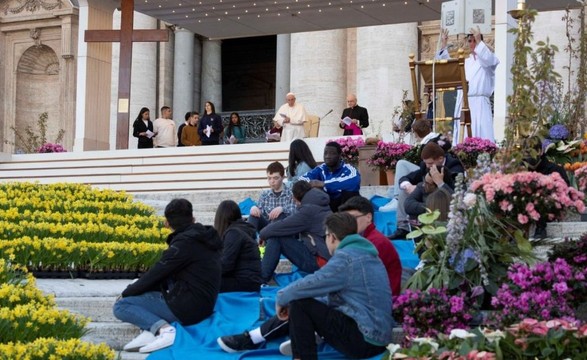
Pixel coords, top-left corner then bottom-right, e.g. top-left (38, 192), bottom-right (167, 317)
top-left (0, 338), bottom-right (114, 360)
top-left (0, 260), bottom-right (115, 358)
top-left (0, 182), bottom-right (169, 273)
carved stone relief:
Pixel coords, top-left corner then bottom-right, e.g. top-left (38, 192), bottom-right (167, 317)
top-left (3, 0), bottom-right (63, 15)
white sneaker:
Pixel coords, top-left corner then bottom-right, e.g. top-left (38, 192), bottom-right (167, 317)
top-left (379, 198), bottom-right (398, 212)
top-left (123, 330), bottom-right (156, 352)
top-left (139, 326), bottom-right (176, 353)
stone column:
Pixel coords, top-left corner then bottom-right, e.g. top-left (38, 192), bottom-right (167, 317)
top-left (493, 0), bottom-right (517, 142)
top-left (60, 15), bottom-right (76, 151)
top-left (193, 37), bottom-right (202, 113)
top-left (357, 23), bottom-right (418, 137)
top-left (291, 30), bottom-right (346, 137)
top-left (173, 27), bottom-right (195, 124)
top-left (201, 39), bottom-right (222, 111)
top-left (75, 0), bottom-right (116, 151)
top-left (275, 34), bottom-right (291, 109)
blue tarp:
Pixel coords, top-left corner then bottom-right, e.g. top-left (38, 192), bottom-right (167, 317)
top-left (147, 274), bottom-right (384, 360)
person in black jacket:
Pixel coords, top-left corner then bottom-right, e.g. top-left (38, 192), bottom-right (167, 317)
top-left (198, 101), bottom-right (224, 145)
top-left (113, 198), bottom-right (222, 353)
top-left (524, 139), bottom-right (571, 238)
top-left (259, 181), bottom-right (332, 283)
top-left (132, 107), bottom-right (155, 149)
top-left (339, 94), bottom-right (369, 135)
top-left (389, 142), bottom-right (464, 239)
top-left (214, 200), bottom-right (263, 292)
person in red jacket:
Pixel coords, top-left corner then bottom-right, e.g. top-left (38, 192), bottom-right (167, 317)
top-left (339, 196), bottom-right (402, 297)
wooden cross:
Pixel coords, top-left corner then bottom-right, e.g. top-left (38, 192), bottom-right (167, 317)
top-left (85, 0), bottom-right (169, 149)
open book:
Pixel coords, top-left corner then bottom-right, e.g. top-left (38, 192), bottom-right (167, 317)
top-left (266, 131), bottom-right (281, 142)
top-left (441, 0), bottom-right (492, 36)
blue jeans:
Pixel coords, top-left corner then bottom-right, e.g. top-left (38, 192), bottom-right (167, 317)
top-left (113, 291), bottom-right (179, 334)
top-left (261, 235), bottom-right (319, 283)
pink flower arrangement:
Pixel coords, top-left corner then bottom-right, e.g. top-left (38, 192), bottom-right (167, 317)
top-left (329, 137), bottom-right (365, 166)
top-left (393, 288), bottom-right (474, 342)
top-left (451, 137), bottom-right (498, 169)
top-left (470, 171), bottom-right (585, 225)
top-left (490, 258), bottom-right (587, 327)
top-left (36, 143), bottom-right (66, 153)
top-left (367, 141), bottom-right (412, 171)
top-left (575, 164), bottom-right (587, 194)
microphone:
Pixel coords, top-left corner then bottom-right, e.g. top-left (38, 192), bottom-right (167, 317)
top-left (322, 109), bottom-right (334, 119)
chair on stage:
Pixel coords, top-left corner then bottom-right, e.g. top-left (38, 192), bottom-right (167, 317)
top-left (304, 114), bottom-right (321, 138)
top-left (409, 49), bottom-right (472, 143)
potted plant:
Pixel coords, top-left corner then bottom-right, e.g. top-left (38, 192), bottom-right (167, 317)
top-left (450, 137), bottom-right (498, 170)
top-left (366, 141), bottom-right (412, 184)
top-left (328, 137), bottom-right (365, 167)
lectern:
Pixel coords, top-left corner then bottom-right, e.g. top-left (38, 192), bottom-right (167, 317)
top-left (409, 49), bottom-right (472, 143)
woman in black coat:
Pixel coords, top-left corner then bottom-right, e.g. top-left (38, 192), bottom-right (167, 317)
top-left (214, 200), bottom-right (263, 292)
top-left (132, 107), bottom-right (154, 148)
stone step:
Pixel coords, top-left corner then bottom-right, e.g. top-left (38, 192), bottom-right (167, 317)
top-left (117, 352), bottom-right (148, 360)
top-left (55, 297), bottom-right (118, 322)
top-left (82, 322), bottom-right (140, 350)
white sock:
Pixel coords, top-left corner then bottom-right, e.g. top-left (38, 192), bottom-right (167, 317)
top-left (248, 327), bottom-right (265, 344)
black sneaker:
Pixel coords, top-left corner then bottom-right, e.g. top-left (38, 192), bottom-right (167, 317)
top-left (217, 331), bottom-right (261, 353)
top-left (388, 228), bottom-right (409, 240)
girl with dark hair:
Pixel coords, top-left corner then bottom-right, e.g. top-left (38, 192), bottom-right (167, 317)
top-left (132, 107), bottom-right (154, 148)
top-left (198, 101), bottom-right (224, 145)
top-left (214, 200), bottom-right (263, 292)
top-left (225, 112), bottom-right (246, 144)
top-left (286, 139), bottom-right (317, 183)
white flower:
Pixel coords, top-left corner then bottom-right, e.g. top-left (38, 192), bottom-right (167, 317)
top-left (386, 343), bottom-right (401, 354)
top-left (411, 337), bottom-right (439, 351)
top-left (482, 328), bottom-right (506, 343)
top-left (463, 193), bottom-right (477, 208)
top-left (449, 329), bottom-right (476, 339)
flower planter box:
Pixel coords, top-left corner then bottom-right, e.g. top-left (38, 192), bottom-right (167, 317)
top-left (79, 271), bottom-right (141, 280)
top-left (31, 270), bottom-right (78, 279)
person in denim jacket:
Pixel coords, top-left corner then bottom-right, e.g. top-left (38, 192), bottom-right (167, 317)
top-left (217, 213), bottom-right (394, 359)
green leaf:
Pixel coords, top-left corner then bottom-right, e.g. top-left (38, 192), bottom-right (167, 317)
top-left (418, 210), bottom-right (440, 224)
top-left (515, 231), bottom-right (532, 252)
top-left (406, 229), bottom-right (422, 238)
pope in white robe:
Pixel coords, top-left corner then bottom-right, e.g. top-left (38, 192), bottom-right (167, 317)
top-left (437, 28), bottom-right (500, 143)
top-left (273, 92), bottom-right (308, 143)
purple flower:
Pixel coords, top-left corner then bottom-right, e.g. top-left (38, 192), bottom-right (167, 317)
top-left (548, 124), bottom-right (569, 141)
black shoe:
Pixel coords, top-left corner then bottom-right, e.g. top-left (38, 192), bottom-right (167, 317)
top-left (533, 226), bottom-right (547, 239)
top-left (217, 331), bottom-right (261, 353)
top-left (388, 228), bottom-right (409, 240)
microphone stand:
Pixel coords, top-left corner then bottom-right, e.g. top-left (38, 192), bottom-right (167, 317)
top-left (320, 109), bottom-right (334, 120)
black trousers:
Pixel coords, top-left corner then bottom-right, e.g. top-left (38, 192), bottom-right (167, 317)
top-left (289, 298), bottom-right (386, 360)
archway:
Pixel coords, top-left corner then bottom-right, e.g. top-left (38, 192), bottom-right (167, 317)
top-left (15, 44), bottom-right (60, 153)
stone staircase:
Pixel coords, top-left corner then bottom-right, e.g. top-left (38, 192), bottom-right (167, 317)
top-left (35, 278), bottom-right (145, 360)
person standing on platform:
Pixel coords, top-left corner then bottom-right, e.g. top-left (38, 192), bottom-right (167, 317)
top-left (437, 26), bottom-right (499, 142)
top-left (177, 112), bottom-right (190, 147)
top-left (339, 94), bottom-right (369, 135)
top-left (181, 112), bottom-right (201, 146)
top-left (274, 92), bottom-right (308, 143)
top-left (198, 101), bottom-right (224, 145)
top-left (132, 107), bottom-right (155, 149)
top-left (153, 106), bottom-right (177, 148)
top-left (225, 112), bottom-right (246, 144)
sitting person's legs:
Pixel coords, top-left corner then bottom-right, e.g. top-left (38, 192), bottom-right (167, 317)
top-left (261, 236), bottom-right (319, 283)
top-left (217, 315), bottom-right (289, 352)
top-left (248, 215), bottom-right (269, 233)
top-left (288, 298), bottom-right (386, 360)
top-left (113, 291), bottom-right (179, 352)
